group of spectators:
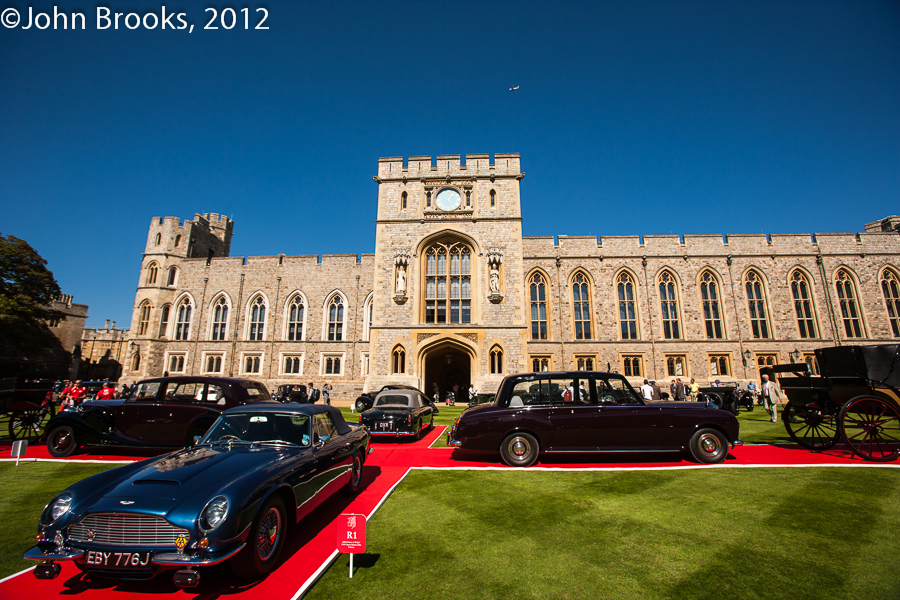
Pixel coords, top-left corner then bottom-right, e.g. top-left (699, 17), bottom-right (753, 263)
top-left (638, 375), bottom-right (783, 423)
top-left (53, 379), bottom-right (118, 409)
top-left (288, 382), bottom-right (332, 405)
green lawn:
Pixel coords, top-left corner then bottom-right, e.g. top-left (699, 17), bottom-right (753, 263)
top-left (307, 468), bottom-right (900, 600)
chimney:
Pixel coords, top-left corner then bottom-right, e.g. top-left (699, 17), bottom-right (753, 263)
top-left (111, 321), bottom-right (116, 330)
top-left (105, 320), bottom-right (110, 329)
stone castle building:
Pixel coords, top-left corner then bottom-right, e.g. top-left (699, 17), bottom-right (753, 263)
top-left (122, 154), bottom-right (900, 400)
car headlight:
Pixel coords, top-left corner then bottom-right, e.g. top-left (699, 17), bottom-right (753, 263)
top-left (200, 496), bottom-right (229, 532)
top-left (40, 493), bottom-right (74, 526)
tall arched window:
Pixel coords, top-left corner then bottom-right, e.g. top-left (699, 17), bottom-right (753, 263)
top-left (745, 271), bottom-right (771, 339)
top-left (658, 271), bottom-right (681, 339)
top-left (166, 267), bottom-right (178, 287)
top-left (392, 346), bottom-right (406, 374)
top-left (572, 272), bottom-right (592, 340)
top-left (154, 233), bottom-right (161, 246)
top-left (327, 295), bottom-right (344, 341)
top-left (400, 191), bottom-right (407, 210)
top-left (617, 272), bottom-right (638, 340)
top-left (699, 271), bottom-right (724, 339)
top-left (175, 235), bottom-right (182, 247)
top-left (881, 268), bottom-right (900, 337)
top-left (137, 302), bottom-right (151, 336)
top-left (790, 270), bottom-right (818, 338)
top-left (424, 240), bottom-right (471, 324)
top-left (175, 298), bottom-right (192, 341)
top-left (529, 272), bottom-right (548, 340)
top-left (131, 352), bottom-right (141, 372)
top-left (158, 304), bottom-right (170, 338)
top-left (362, 293), bottom-right (373, 341)
top-left (490, 346), bottom-right (503, 374)
top-left (146, 263), bottom-right (158, 285)
top-left (210, 296), bottom-right (228, 341)
top-left (248, 296), bottom-right (266, 341)
top-left (286, 294), bottom-right (305, 341)
top-left (835, 269), bottom-right (863, 338)
top-left (490, 189), bottom-right (496, 207)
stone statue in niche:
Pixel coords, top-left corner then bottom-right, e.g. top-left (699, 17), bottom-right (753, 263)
top-left (486, 247), bottom-right (503, 303)
top-left (489, 265), bottom-right (500, 293)
top-left (397, 264), bottom-right (407, 294)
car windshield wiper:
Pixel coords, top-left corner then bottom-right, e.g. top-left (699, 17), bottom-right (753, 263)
top-left (208, 438), bottom-right (253, 446)
top-left (251, 440), bottom-right (301, 447)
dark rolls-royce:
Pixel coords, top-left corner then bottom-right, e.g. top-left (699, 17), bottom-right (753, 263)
top-left (353, 384), bottom-right (420, 413)
top-left (359, 389), bottom-right (439, 438)
top-left (448, 371), bottom-right (742, 466)
top-left (44, 376), bottom-right (275, 457)
top-left (25, 404), bottom-right (371, 586)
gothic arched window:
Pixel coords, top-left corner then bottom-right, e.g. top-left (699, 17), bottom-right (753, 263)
top-left (158, 304), bottom-right (170, 338)
top-left (699, 271), bottom-right (724, 339)
top-left (881, 268), bottom-right (900, 337)
top-left (327, 295), bottom-right (345, 341)
top-left (146, 262), bottom-right (158, 285)
top-left (166, 267), bottom-right (178, 287)
top-left (835, 269), bottom-right (863, 338)
top-left (745, 270), bottom-right (771, 339)
top-left (530, 272), bottom-right (548, 340)
top-left (658, 271), bottom-right (681, 339)
top-left (286, 294), bottom-right (305, 341)
top-left (248, 296), bottom-right (266, 341)
top-left (572, 272), bottom-right (592, 339)
top-left (362, 293), bottom-right (373, 341)
top-left (137, 301), bottom-right (151, 336)
top-left (392, 346), bottom-right (406, 374)
top-left (617, 272), bottom-right (637, 340)
top-left (790, 270), bottom-right (818, 338)
top-left (490, 346), bottom-right (504, 374)
top-left (175, 298), bottom-right (192, 341)
top-left (131, 352), bottom-right (141, 372)
top-left (210, 296), bottom-right (228, 341)
top-left (424, 240), bottom-right (471, 324)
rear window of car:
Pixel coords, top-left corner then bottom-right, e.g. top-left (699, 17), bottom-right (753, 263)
top-left (240, 382), bottom-right (271, 401)
top-left (376, 394), bottom-right (413, 407)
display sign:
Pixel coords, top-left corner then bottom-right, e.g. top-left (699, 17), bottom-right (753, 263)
top-left (337, 513), bottom-right (366, 553)
top-left (11, 440), bottom-right (27, 466)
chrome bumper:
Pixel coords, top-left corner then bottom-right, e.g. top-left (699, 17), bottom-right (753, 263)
top-left (732, 439), bottom-right (744, 448)
top-left (153, 543), bottom-right (244, 567)
top-left (24, 545), bottom-right (84, 562)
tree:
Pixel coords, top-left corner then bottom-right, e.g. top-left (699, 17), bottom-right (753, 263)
top-left (0, 234), bottom-right (65, 348)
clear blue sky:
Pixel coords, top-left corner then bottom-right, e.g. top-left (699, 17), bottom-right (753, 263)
top-left (2, 0), bottom-right (898, 328)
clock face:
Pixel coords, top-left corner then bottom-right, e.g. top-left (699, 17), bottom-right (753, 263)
top-left (435, 188), bottom-right (461, 211)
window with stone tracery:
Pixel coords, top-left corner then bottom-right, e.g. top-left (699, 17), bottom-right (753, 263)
top-left (327, 295), bottom-right (345, 340)
top-left (424, 241), bottom-right (471, 324)
top-left (835, 269), bottom-right (863, 338)
top-left (490, 346), bottom-right (504, 374)
top-left (790, 270), bottom-right (818, 338)
top-left (247, 296), bottom-right (266, 341)
top-left (138, 302), bottom-right (151, 336)
top-left (572, 272), bottom-right (592, 340)
top-left (881, 268), bottom-right (900, 337)
top-left (617, 272), bottom-right (637, 340)
top-left (286, 295), bottom-right (305, 341)
top-left (175, 298), bottom-right (192, 341)
top-left (210, 296), bottom-right (228, 341)
top-left (658, 271), bottom-right (681, 339)
top-left (146, 263), bottom-right (158, 285)
top-left (745, 271), bottom-right (771, 339)
top-left (392, 347), bottom-right (406, 374)
top-left (699, 271), bottom-right (724, 339)
top-left (529, 272), bottom-right (548, 340)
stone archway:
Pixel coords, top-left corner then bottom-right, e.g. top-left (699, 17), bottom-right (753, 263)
top-left (422, 342), bottom-right (472, 404)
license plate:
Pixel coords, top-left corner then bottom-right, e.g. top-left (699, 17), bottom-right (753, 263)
top-left (84, 550), bottom-right (152, 569)
top-left (378, 422), bottom-right (391, 430)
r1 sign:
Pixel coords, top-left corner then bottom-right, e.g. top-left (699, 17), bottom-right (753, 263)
top-left (337, 513), bottom-right (366, 553)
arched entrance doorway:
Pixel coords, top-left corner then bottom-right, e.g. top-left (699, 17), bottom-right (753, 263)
top-left (422, 342), bottom-right (472, 403)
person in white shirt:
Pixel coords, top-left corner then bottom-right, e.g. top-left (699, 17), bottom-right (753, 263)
top-left (640, 379), bottom-right (653, 400)
top-left (761, 374), bottom-right (781, 422)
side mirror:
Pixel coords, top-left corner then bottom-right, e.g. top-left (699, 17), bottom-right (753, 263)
top-left (193, 435), bottom-right (201, 445)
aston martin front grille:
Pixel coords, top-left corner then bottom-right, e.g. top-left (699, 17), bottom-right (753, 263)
top-left (68, 513), bottom-right (189, 546)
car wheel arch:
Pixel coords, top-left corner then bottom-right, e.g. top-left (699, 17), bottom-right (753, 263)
top-left (684, 423), bottom-right (731, 447)
top-left (497, 428), bottom-right (543, 452)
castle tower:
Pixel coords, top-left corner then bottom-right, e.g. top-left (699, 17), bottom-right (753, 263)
top-left (367, 154), bottom-right (527, 395)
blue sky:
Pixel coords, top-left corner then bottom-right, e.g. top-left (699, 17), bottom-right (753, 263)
top-left (2, 0), bottom-right (898, 328)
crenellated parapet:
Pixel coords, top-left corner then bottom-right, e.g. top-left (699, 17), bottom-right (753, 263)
top-left (376, 153), bottom-right (521, 180)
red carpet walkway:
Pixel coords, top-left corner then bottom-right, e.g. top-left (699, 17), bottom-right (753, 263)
top-left (2, 427), bottom-right (896, 600)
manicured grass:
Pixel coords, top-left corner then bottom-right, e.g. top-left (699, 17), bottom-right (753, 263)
top-left (307, 468), bottom-right (900, 600)
top-left (0, 462), bottom-right (117, 577)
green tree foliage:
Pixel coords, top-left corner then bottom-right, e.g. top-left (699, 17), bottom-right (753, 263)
top-left (0, 234), bottom-right (65, 348)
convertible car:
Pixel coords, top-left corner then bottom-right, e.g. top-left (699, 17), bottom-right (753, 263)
top-left (43, 376), bottom-right (274, 457)
top-left (448, 371), bottom-right (742, 466)
top-left (359, 389), bottom-right (439, 438)
top-left (25, 404), bottom-right (371, 587)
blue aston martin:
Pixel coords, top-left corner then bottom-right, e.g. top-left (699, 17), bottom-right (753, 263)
top-left (24, 404), bottom-right (371, 587)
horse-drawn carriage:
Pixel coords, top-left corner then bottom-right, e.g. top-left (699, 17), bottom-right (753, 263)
top-left (696, 385), bottom-right (756, 414)
top-left (777, 344), bottom-right (900, 462)
top-left (0, 377), bottom-right (56, 442)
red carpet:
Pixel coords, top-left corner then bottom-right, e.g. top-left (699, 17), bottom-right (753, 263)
top-left (2, 427), bottom-right (895, 599)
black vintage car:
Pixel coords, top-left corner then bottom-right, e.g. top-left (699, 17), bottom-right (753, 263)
top-left (449, 371), bottom-right (742, 466)
top-left (359, 389), bottom-right (439, 438)
top-left (697, 385), bottom-right (756, 414)
top-left (43, 376), bottom-right (275, 457)
top-left (25, 404), bottom-right (371, 586)
top-left (353, 384), bottom-right (420, 413)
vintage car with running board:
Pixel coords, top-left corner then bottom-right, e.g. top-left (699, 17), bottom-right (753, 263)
top-left (25, 404), bottom-right (371, 587)
top-left (448, 371), bottom-right (742, 466)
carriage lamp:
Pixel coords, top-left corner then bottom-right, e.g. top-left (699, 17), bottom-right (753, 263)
top-left (742, 349), bottom-right (752, 366)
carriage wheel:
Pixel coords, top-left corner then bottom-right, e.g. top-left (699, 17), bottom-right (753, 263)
top-left (782, 403), bottom-right (837, 450)
top-left (838, 396), bottom-right (900, 462)
top-left (8, 407), bottom-right (49, 442)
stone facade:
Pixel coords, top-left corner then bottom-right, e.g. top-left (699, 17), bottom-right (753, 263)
top-left (78, 320), bottom-right (129, 381)
top-left (121, 154), bottom-right (900, 402)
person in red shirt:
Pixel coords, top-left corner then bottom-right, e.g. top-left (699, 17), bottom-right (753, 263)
top-left (67, 380), bottom-right (87, 405)
top-left (96, 382), bottom-right (116, 400)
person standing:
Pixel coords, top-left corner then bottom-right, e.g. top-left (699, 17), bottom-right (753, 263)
top-left (640, 379), bottom-right (653, 400)
top-left (674, 378), bottom-right (686, 401)
top-left (689, 378), bottom-right (699, 402)
top-left (322, 383), bottom-right (332, 406)
top-left (308, 382), bottom-right (320, 403)
top-left (650, 380), bottom-right (661, 401)
top-left (468, 384), bottom-right (476, 404)
top-left (433, 383), bottom-right (440, 405)
top-left (289, 385), bottom-right (308, 404)
top-left (96, 382), bottom-right (116, 400)
top-left (761, 374), bottom-right (781, 422)
top-left (748, 380), bottom-right (759, 404)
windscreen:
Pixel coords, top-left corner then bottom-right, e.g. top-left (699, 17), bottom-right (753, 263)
top-left (200, 412), bottom-right (311, 446)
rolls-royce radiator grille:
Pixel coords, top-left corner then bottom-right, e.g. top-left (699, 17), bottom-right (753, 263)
top-left (68, 514), bottom-right (189, 546)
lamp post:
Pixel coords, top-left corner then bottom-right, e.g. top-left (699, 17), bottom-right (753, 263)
top-left (790, 349), bottom-right (801, 364)
top-left (742, 348), bottom-right (752, 367)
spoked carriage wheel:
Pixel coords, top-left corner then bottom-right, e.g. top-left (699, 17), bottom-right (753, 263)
top-left (8, 405), bottom-right (50, 442)
top-left (782, 403), bottom-right (838, 450)
top-left (838, 396), bottom-right (900, 462)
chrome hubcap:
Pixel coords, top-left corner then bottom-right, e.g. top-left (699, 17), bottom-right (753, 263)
top-left (510, 438), bottom-right (530, 457)
top-left (700, 434), bottom-right (721, 455)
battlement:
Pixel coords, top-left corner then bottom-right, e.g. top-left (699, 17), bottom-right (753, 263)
top-left (146, 213), bottom-right (234, 260)
top-left (377, 153), bottom-right (521, 179)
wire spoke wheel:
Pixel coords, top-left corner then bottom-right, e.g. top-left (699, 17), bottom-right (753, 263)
top-left (783, 403), bottom-right (837, 450)
top-left (256, 506), bottom-right (282, 561)
top-left (839, 396), bottom-right (900, 462)
top-left (8, 407), bottom-right (49, 442)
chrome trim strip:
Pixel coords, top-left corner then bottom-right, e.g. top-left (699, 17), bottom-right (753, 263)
top-left (23, 546), bottom-right (85, 562)
top-left (152, 543), bottom-right (245, 566)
